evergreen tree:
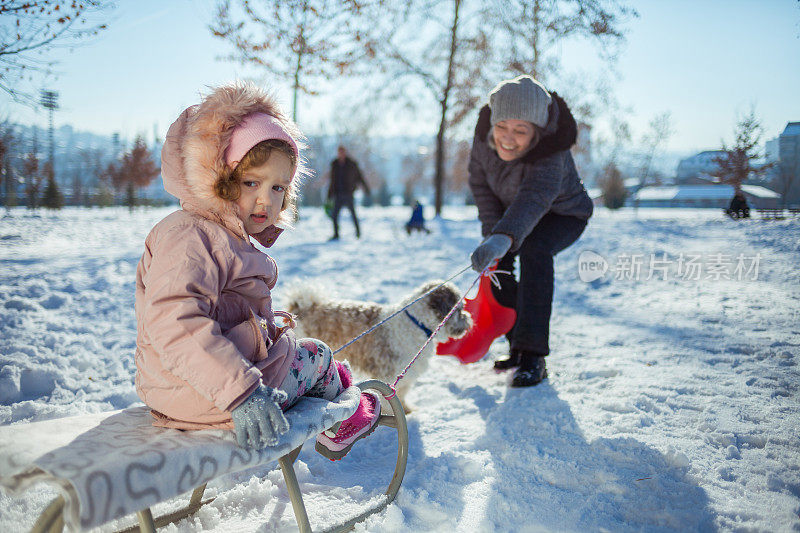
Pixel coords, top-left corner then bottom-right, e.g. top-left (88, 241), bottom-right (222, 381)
top-left (42, 164), bottom-right (64, 209)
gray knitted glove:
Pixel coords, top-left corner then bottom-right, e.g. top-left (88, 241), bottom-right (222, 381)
top-left (231, 385), bottom-right (290, 449)
top-left (471, 234), bottom-right (513, 272)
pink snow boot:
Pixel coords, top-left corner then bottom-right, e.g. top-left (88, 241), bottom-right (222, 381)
top-left (316, 361), bottom-right (381, 460)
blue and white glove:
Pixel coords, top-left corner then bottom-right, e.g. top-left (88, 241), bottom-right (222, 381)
top-left (231, 385), bottom-right (290, 449)
top-left (470, 234), bottom-right (512, 272)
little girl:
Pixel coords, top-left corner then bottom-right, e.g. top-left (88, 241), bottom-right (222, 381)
top-left (134, 82), bottom-right (379, 458)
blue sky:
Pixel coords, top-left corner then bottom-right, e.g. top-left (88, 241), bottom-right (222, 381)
top-left (3, 0), bottom-right (799, 154)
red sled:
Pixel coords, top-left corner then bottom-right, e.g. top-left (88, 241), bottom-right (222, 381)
top-left (436, 268), bottom-right (516, 364)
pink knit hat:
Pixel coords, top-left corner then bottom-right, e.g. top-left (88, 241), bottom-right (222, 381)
top-left (224, 112), bottom-right (299, 169)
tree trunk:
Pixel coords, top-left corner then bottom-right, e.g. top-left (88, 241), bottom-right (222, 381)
top-left (127, 181), bottom-right (136, 213)
top-left (292, 17), bottom-right (307, 124)
top-left (433, 0), bottom-right (461, 216)
top-left (2, 159), bottom-right (11, 208)
top-left (434, 105), bottom-right (447, 216)
top-left (293, 54), bottom-right (301, 124)
top-left (530, 0), bottom-right (541, 79)
top-left (291, 24), bottom-right (306, 221)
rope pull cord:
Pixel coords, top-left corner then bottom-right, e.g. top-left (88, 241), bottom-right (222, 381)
top-left (390, 267), bottom-right (487, 390)
top-left (329, 263), bottom-right (508, 400)
top-left (332, 265), bottom-right (472, 356)
top-left (486, 269), bottom-right (512, 289)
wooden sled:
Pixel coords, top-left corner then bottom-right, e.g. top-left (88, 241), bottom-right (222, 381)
top-left (0, 380), bottom-right (408, 533)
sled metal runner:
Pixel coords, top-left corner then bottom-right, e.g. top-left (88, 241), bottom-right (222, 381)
top-left (28, 380), bottom-right (408, 533)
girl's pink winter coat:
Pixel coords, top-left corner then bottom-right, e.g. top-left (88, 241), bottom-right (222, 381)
top-left (134, 84), bottom-right (299, 429)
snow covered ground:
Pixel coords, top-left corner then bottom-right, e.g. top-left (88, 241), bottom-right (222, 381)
top-left (1, 205), bottom-right (798, 532)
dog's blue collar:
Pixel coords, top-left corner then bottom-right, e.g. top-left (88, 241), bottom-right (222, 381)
top-left (404, 310), bottom-right (433, 337)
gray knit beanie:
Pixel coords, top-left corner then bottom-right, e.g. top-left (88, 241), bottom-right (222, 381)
top-left (489, 75), bottom-right (552, 129)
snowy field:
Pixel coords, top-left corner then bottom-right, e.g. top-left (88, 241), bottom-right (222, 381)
top-left (1, 205), bottom-right (799, 532)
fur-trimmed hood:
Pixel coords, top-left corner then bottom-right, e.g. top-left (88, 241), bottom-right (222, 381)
top-left (161, 82), bottom-right (304, 245)
top-left (475, 92), bottom-right (578, 163)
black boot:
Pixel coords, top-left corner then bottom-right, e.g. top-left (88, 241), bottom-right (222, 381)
top-left (511, 352), bottom-right (547, 387)
top-left (493, 350), bottom-right (521, 371)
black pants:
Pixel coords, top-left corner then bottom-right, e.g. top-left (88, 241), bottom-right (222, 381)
top-left (491, 212), bottom-right (588, 355)
top-left (331, 195), bottom-right (360, 238)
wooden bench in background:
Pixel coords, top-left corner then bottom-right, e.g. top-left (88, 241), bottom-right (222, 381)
top-left (757, 208), bottom-right (787, 220)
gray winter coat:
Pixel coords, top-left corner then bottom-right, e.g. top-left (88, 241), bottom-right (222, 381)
top-left (468, 93), bottom-right (593, 251)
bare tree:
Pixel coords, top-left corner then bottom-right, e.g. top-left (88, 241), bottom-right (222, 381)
top-left (362, 0), bottom-right (495, 215)
top-left (362, 1), bottom-right (634, 215)
top-left (96, 160), bottom-right (116, 206)
top-left (330, 99), bottom-right (383, 206)
top-left (401, 150), bottom-right (429, 206)
top-left (71, 168), bottom-right (84, 206)
top-left (0, 120), bottom-right (13, 207)
top-left (449, 138), bottom-right (471, 194)
top-left (209, 0), bottom-right (369, 123)
top-left (713, 110), bottom-right (773, 196)
top-left (23, 151), bottom-right (43, 208)
top-left (41, 162), bottom-right (63, 209)
top-left (637, 111), bottom-right (674, 188)
top-left (594, 115), bottom-right (630, 175)
top-left (494, 0), bottom-right (637, 183)
top-left (2, 158), bottom-right (16, 209)
top-left (0, 1), bottom-right (113, 104)
top-left (493, 0), bottom-right (637, 83)
top-left (599, 161), bottom-right (626, 209)
top-left (22, 128), bottom-right (45, 208)
top-left (76, 147), bottom-right (106, 205)
top-left (112, 136), bottom-right (160, 211)
top-left (299, 134), bottom-right (330, 207)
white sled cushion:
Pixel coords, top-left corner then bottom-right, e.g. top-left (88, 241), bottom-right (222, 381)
top-left (0, 387), bottom-right (360, 530)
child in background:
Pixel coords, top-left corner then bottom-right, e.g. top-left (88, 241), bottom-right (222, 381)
top-left (405, 200), bottom-right (430, 235)
top-left (134, 82), bottom-right (379, 458)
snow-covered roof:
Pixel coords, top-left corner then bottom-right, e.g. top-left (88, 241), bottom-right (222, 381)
top-left (635, 186), bottom-right (680, 200)
top-left (782, 122), bottom-right (800, 136)
top-left (741, 184), bottom-right (781, 198)
top-left (679, 150), bottom-right (725, 162)
top-left (635, 184), bottom-right (780, 201)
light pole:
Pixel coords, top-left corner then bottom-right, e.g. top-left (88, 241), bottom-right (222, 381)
top-left (40, 90), bottom-right (62, 208)
top-left (40, 90), bottom-right (59, 179)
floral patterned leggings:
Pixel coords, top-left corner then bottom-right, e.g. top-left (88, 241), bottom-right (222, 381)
top-left (277, 338), bottom-right (345, 410)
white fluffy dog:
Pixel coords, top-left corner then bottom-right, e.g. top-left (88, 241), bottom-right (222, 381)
top-left (284, 281), bottom-right (472, 411)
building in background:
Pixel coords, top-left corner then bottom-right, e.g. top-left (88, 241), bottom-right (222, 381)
top-left (634, 184), bottom-right (779, 209)
top-left (765, 122), bottom-right (800, 206)
top-left (676, 150), bottom-right (725, 184)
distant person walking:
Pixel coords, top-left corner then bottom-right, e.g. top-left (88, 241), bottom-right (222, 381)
top-left (328, 145), bottom-right (370, 240)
